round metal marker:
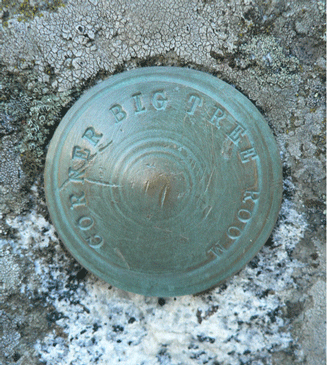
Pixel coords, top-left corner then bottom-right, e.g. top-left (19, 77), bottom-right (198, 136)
top-left (45, 67), bottom-right (282, 297)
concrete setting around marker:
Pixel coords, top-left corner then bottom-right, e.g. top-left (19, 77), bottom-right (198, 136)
top-left (0, 1), bottom-right (325, 365)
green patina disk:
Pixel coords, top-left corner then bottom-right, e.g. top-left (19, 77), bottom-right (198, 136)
top-left (44, 67), bottom-right (282, 297)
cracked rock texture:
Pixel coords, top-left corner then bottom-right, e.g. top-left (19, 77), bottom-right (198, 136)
top-left (0, 1), bottom-right (325, 365)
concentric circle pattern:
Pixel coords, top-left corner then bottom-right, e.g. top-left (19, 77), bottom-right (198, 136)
top-left (45, 67), bottom-right (283, 296)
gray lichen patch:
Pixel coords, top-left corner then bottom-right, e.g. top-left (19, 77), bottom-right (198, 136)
top-left (0, 69), bottom-right (73, 226)
top-left (0, 247), bottom-right (21, 297)
top-left (1, 0), bottom-right (252, 91)
top-left (0, 68), bottom-right (73, 159)
top-left (298, 280), bottom-right (326, 365)
top-left (238, 34), bottom-right (300, 86)
top-left (0, 135), bottom-right (29, 230)
top-left (18, 89), bottom-right (72, 157)
top-left (0, 310), bottom-right (21, 360)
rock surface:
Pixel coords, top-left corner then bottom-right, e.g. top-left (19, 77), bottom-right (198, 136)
top-left (0, 1), bottom-right (325, 364)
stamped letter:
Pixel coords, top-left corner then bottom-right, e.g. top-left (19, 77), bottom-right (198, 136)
top-left (132, 92), bottom-right (146, 114)
top-left (227, 123), bottom-right (246, 144)
top-left (70, 192), bottom-right (86, 209)
top-left (209, 241), bottom-right (226, 257)
top-left (82, 127), bottom-right (103, 146)
top-left (240, 147), bottom-right (257, 163)
top-left (209, 106), bottom-right (225, 128)
top-left (68, 167), bottom-right (85, 183)
top-left (86, 234), bottom-right (104, 249)
top-left (187, 94), bottom-right (203, 115)
top-left (77, 216), bottom-right (94, 230)
top-left (227, 226), bottom-right (242, 239)
top-left (237, 209), bottom-right (252, 222)
top-left (110, 104), bottom-right (127, 123)
top-left (242, 190), bottom-right (260, 203)
top-left (152, 90), bottom-right (168, 110)
top-left (72, 146), bottom-right (90, 160)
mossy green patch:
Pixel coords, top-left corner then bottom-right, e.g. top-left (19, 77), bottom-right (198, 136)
top-left (1, 0), bottom-right (66, 24)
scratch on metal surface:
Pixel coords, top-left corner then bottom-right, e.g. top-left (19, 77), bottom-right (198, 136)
top-left (114, 248), bottom-right (130, 269)
top-left (87, 205), bottom-right (105, 223)
top-left (180, 234), bottom-right (190, 242)
top-left (84, 178), bottom-right (121, 187)
top-left (160, 184), bottom-right (169, 207)
top-left (146, 163), bottom-right (156, 169)
top-left (153, 226), bottom-right (173, 233)
top-left (59, 177), bottom-right (71, 191)
top-left (98, 140), bottom-right (113, 152)
top-left (59, 152), bottom-right (98, 191)
top-left (202, 205), bottom-right (213, 220)
top-left (59, 170), bottom-right (86, 191)
top-left (144, 180), bottom-right (150, 193)
top-left (204, 169), bottom-right (215, 193)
